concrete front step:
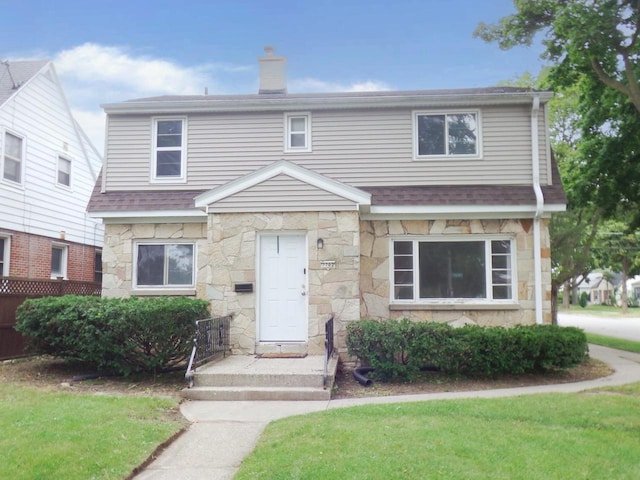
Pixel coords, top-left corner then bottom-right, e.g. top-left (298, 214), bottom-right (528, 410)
top-left (182, 385), bottom-right (332, 401)
top-left (182, 354), bottom-right (338, 401)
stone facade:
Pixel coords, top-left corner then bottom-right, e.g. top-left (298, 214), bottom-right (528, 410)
top-left (102, 222), bottom-right (208, 298)
top-left (360, 218), bottom-right (552, 326)
top-left (206, 211), bottom-right (360, 356)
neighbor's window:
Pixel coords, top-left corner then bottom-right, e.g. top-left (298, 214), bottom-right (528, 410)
top-left (57, 156), bottom-right (71, 186)
top-left (94, 250), bottom-right (102, 283)
top-left (51, 244), bottom-right (68, 279)
top-left (284, 113), bottom-right (311, 152)
top-left (392, 238), bottom-right (514, 302)
top-left (3, 131), bottom-right (24, 183)
top-left (0, 236), bottom-right (8, 276)
top-left (152, 118), bottom-right (186, 181)
top-left (415, 111), bottom-right (478, 157)
top-left (135, 243), bottom-right (194, 287)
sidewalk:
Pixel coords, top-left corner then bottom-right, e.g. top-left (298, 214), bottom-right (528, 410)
top-left (133, 344), bottom-right (640, 480)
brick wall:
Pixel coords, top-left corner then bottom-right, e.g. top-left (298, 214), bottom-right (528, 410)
top-left (2, 229), bottom-right (100, 282)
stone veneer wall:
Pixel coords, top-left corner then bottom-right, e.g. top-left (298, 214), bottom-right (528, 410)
top-left (102, 223), bottom-right (208, 298)
top-left (207, 211), bottom-right (361, 355)
top-left (360, 218), bottom-right (552, 326)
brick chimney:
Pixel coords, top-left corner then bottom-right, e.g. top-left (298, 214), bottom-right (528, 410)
top-left (258, 46), bottom-right (287, 94)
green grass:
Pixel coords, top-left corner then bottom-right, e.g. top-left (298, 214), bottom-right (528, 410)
top-left (587, 333), bottom-right (640, 354)
top-left (0, 385), bottom-right (183, 480)
top-left (236, 386), bottom-right (640, 480)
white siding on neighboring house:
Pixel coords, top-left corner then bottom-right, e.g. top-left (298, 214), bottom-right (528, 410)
top-left (209, 173), bottom-right (359, 212)
top-left (0, 64), bottom-right (103, 246)
top-left (103, 104), bottom-right (550, 192)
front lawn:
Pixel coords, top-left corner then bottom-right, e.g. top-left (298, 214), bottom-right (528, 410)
top-left (0, 384), bottom-right (184, 480)
top-left (560, 304), bottom-right (640, 317)
top-left (236, 386), bottom-right (640, 480)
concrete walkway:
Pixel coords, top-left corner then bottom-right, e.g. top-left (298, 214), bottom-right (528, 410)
top-left (134, 344), bottom-right (640, 480)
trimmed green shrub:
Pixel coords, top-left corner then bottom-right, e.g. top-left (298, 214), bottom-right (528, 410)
top-left (579, 291), bottom-right (589, 308)
top-left (346, 319), bottom-right (588, 380)
top-left (16, 296), bottom-right (209, 375)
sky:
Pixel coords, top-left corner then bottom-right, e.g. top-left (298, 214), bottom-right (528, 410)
top-left (0, 0), bottom-right (548, 153)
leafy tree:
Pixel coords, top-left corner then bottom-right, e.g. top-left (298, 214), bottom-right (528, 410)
top-left (475, 1), bottom-right (640, 225)
top-left (593, 218), bottom-right (640, 313)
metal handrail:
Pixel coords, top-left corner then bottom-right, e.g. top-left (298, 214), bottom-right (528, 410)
top-left (323, 314), bottom-right (335, 387)
top-left (185, 315), bottom-right (232, 387)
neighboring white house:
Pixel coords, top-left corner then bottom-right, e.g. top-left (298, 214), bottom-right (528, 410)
top-left (576, 272), bottom-right (617, 305)
top-left (88, 48), bottom-right (566, 358)
top-left (0, 60), bottom-right (103, 282)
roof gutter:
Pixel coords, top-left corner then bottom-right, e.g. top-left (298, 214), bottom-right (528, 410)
top-left (531, 95), bottom-right (545, 325)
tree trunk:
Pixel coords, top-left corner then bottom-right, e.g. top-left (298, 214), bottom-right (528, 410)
top-left (563, 280), bottom-right (571, 309)
top-left (621, 257), bottom-right (629, 315)
top-left (551, 280), bottom-right (558, 325)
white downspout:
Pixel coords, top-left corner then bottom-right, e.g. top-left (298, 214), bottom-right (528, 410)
top-left (531, 95), bottom-right (544, 324)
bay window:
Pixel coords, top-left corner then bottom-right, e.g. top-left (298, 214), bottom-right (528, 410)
top-left (392, 237), bottom-right (514, 302)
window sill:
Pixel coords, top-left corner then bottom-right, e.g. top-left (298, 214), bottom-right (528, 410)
top-left (390, 302), bottom-right (521, 311)
top-left (133, 288), bottom-right (196, 296)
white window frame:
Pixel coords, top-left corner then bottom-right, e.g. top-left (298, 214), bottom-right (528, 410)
top-left (284, 112), bottom-right (312, 153)
top-left (2, 129), bottom-right (26, 186)
top-left (51, 243), bottom-right (68, 279)
top-left (57, 155), bottom-right (72, 187)
top-left (390, 235), bottom-right (517, 305)
top-left (94, 249), bottom-right (103, 283)
top-left (133, 241), bottom-right (196, 290)
top-left (0, 234), bottom-right (10, 276)
top-left (151, 117), bottom-right (187, 183)
top-left (413, 110), bottom-right (481, 160)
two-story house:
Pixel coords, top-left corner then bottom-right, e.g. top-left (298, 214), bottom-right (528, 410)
top-left (88, 48), bottom-right (565, 359)
top-left (1, 60), bottom-right (103, 282)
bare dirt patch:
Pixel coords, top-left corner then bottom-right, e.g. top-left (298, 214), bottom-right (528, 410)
top-left (0, 355), bottom-right (186, 399)
top-left (1, 355), bottom-right (613, 400)
top-left (331, 358), bottom-right (613, 399)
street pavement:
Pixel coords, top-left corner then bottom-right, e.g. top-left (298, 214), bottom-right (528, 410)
top-left (558, 311), bottom-right (640, 342)
top-left (134, 344), bottom-right (640, 480)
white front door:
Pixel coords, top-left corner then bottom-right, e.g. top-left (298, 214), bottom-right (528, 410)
top-left (258, 234), bottom-right (307, 342)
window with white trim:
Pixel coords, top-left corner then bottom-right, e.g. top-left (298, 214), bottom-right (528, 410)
top-left (51, 244), bottom-right (68, 279)
top-left (414, 111), bottom-right (479, 158)
top-left (392, 237), bottom-right (514, 302)
top-left (94, 250), bottom-right (103, 283)
top-left (284, 113), bottom-right (311, 152)
top-left (3, 131), bottom-right (24, 183)
top-left (152, 118), bottom-right (186, 181)
top-left (57, 156), bottom-right (71, 186)
top-left (135, 242), bottom-right (194, 288)
top-left (0, 236), bottom-right (9, 276)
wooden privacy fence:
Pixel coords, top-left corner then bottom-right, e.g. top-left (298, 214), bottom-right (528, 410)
top-left (0, 277), bottom-right (101, 360)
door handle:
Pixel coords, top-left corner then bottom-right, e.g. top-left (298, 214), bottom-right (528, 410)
top-left (301, 285), bottom-right (306, 296)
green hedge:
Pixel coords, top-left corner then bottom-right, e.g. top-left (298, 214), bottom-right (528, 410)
top-left (346, 319), bottom-right (588, 381)
top-left (15, 296), bottom-right (209, 375)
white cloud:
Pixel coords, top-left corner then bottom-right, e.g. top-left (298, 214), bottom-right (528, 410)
top-left (45, 43), bottom-right (392, 153)
top-left (290, 77), bottom-right (392, 93)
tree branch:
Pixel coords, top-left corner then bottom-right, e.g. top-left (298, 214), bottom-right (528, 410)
top-left (590, 57), bottom-right (640, 112)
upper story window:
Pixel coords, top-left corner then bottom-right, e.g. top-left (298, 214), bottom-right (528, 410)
top-left (51, 243), bottom-right (68, 279)
top-left (152, 118), bottom-right (186, 182)
top-left (392, 236), bottom-right (515, 303)
top-left (414, 111), bottom-right (480, 159)
top-left (3, 131), bottom-right (24, 184)
top-left (0, 236), bottom-right (9, 276)
top-left (57, 156), bottom-right (71, 186)
top-left (284, 113), bottom-right (311, 152)
top-left (135, 242), bottom-right (195, 288)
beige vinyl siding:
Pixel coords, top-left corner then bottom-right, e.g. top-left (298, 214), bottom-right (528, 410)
top-left (209, 174), bottom-right (358, 212)
top-left (104, 104), bottom-right (550, 191)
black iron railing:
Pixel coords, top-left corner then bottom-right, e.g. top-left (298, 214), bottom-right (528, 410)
top-left (323, 314), bottom-right (335, 387)
top-left (185, 315), bottom-right (232, 387)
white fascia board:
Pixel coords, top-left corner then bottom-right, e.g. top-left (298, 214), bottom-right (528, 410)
top-left (361, 203), bottom-right (565, 220)
top-left (102, 92), bottom-right (554, 115)
top-left (89, 210), bottom-right (207, 222)
top-left (194, 160), bottom-right (371, 209)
